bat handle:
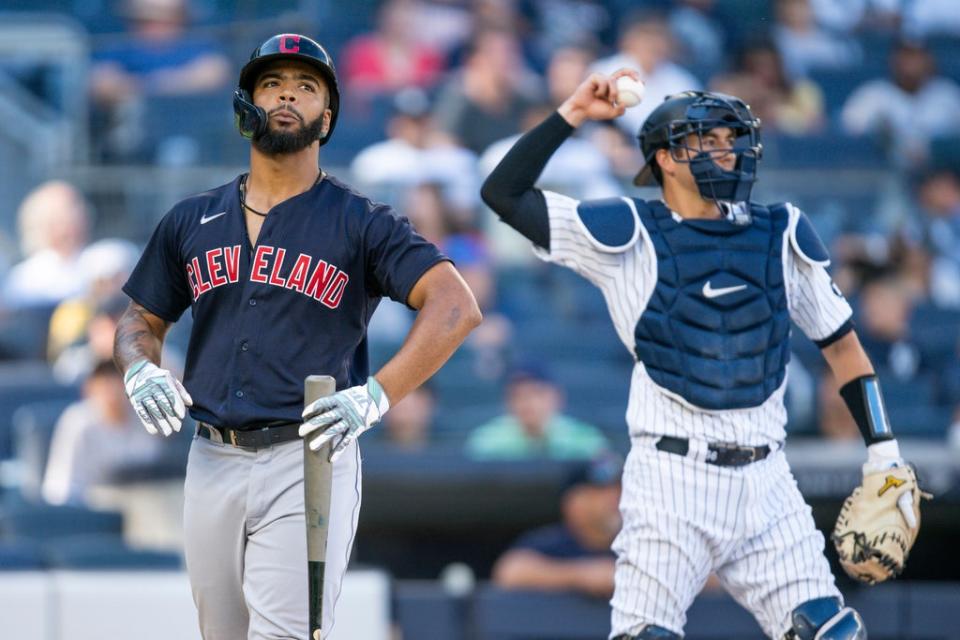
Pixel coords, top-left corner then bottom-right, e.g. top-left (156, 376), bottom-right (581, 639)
top-left (304, 374), bottom-right (336, 639)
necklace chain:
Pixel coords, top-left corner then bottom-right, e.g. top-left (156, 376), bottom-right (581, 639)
top-left (240, 172), bottom-right (321, 218)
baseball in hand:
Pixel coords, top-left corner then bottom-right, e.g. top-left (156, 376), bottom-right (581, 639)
top-left (615, 76), bottom-right (645, 108)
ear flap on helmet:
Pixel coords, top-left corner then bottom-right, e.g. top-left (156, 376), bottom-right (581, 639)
top-left (233, 88), bottom-right (267, 139)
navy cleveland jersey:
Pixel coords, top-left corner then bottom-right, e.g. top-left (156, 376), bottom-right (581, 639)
top-left (123, 174), bottom-right (447, 429)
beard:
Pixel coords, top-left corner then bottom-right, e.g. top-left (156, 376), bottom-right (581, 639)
top-left (252, 110), bottom-right (326, 155)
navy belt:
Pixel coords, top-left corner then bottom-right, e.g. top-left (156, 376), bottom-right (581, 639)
top-left (198, 421), bottom-right (301, 448)
top-left (655, 435), bottom-right (771, 467)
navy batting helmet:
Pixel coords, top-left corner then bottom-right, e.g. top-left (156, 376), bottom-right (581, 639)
top-left (634, 91), bottom-right (762, 203)
top-left (232, 33), bottom-right (340, 144)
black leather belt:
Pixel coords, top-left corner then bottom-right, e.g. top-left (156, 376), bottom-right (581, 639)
top-left (655, 435), bottom-right (771, 467)
top-left (198, 421), bottom-right (301, 448)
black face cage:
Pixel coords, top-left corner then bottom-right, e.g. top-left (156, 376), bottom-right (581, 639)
top-left (663, 117), bottom-right (763, 164)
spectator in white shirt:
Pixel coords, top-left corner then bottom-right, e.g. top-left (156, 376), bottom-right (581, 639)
top-left (842, 40), bottom-right (960, 165)
top-left (3, 181), bottom-right (90, 310)
top-left (773, 0), bottom-right (862, 79)
top-left (350, 87), bottom-right (479, 211)
top-left (590, 10), bottom-right (700, 137)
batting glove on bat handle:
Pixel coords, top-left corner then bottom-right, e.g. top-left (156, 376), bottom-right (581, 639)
top-left (123, 359), bottom-right (193, 437)
top-left (299, 377), bottom-right (390, 462)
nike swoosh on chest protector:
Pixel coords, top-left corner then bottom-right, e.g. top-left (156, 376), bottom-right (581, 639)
top-left (702, 281), bottom-right (748, 298)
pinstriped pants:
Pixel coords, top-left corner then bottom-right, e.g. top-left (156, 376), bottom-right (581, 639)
top-left (610, 438), bottom-right (840, 639)
top-left (183, 431), bottom-right (362, 640)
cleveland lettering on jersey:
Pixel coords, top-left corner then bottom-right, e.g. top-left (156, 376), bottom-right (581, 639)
top-left (184, 243), bottom-right (349, 309)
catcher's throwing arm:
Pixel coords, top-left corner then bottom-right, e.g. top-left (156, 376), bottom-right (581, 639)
top-left (304, 375), bottom-right (336, 639)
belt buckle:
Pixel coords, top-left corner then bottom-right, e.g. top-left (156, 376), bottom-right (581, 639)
top-left (229, 430), bottom-right (239, 447)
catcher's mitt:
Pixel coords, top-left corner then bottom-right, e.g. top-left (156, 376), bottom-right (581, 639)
top-left (832, 464), bottom-right (931, 584)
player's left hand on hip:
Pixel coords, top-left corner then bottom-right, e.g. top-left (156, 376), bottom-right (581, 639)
top-left (299, 377), bottom-right (390, 461)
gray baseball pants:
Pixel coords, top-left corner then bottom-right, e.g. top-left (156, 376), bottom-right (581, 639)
top-left (183, 429), bottom-right (361, 639)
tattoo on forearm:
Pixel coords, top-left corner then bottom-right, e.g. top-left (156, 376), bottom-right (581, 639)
top-left (113, 304), bottom-right (164, 372)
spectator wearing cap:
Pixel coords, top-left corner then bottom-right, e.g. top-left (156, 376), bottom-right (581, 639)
top-left (841, 39), bottom-right (960, 165)
top-left (465, 365), bottom-right (609, 460)
top-left (42, 360), bottom-right (168, 506)
top-left (493, 455), bottom-right (621, 598)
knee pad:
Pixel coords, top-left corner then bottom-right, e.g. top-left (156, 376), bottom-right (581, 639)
top-left (612, 625), bottom-right (683, 639)
top-left (786, 597), bottom-right (867, 640)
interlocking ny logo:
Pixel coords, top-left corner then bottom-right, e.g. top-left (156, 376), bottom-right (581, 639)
top-left (280, 34), bottom-right (301, 53)
top-left (878, 474), bottom-right (906, 497)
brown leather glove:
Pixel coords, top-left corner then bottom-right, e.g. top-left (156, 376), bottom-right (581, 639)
top-left (832, 464), bottom-right (931, 585)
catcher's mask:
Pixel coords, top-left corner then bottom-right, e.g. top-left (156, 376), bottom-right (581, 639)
top-left (634, 91), bottom-right (762, 204)
top-left (233, 33), bottom-right (340, 144)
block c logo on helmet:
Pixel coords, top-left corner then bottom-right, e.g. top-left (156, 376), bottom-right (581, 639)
top-left (279, 34), bottom-right (301, 53)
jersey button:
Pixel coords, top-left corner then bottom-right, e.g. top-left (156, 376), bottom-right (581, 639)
top-left (249, 299), bottom-right (257, 306)
top-left (235, 390), bottom-right (244, 398)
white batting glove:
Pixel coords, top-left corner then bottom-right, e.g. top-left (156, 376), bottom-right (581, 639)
top-left (123, 359), bottom-right (193, 436)
top-left (864, 439), bottom-right (916, 528)
top-left (299, 377), bottom-right (390, 462)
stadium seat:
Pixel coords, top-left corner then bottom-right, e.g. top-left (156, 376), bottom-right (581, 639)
top-left (12, 399), bottom-right (77, 502)
top-left (0, 502), bottom-right (123, 542)
top-left (0, 539), bottom-right (47, 570)
top-left (44, 534), bottom-right (182, 570)
top-left (763, 133), bottom-right (889, 170)
top-left (0, 304), bottom-right (56, 360)
top-left (0, 362), bottom-right (80, 460)
top-left (394, 582), bottom-right (467, 640)
top-left (471, 586), bottom-right (610, 640)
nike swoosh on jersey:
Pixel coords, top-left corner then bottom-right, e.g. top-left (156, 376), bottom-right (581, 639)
top-left (200, 211), bottom-right (227, 224)
top-left (702, 281), bottom-right (748, 299)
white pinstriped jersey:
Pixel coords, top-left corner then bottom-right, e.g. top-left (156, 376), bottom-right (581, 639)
top-left (536, 191), bottom-right (853, 445)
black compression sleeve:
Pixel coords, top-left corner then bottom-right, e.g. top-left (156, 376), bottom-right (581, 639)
top-left (839, 374), bottom-right (896, 444)
top-left (480, 111), bottom-right (576, 251)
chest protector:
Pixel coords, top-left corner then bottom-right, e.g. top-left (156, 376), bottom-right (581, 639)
top-left (633, 200), bottom-right (791, 410)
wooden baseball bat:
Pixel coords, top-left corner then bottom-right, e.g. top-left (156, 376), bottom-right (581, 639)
top-left (304, 374), bottom-right (336, 640)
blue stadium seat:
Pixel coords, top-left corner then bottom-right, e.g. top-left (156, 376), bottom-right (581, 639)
top-left (0, 502), bottom-right (123, 542)
top-left (0, 539), bottom-right (47, 570)
top-left (142, 91), bottom-right (249, 166)
top-left (0, 304), bottom-right (56, 360)
top-left (904, 583), bottom-right (960, 640)
top-left (12, 399), bottom-right (77, 502)
top-left (763, 133), bottom-right (889, 170)
top-left (910, 303), bottom-right (960, 368)
top-left (45, 534), bottom-right (182, 570)
top-left (395, 582), bottom-right (467, 640)
top-left (0, 362), bottom-right (80, 460)
top-left (472, 586), bottom-right (610, 640)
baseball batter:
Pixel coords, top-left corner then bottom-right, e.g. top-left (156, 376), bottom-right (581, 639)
top-left (481, 70), bottom-right (928, 639)
top-left (113, 34), bottom-right (480, 640)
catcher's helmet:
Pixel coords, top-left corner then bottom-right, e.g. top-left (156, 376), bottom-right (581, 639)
top-left (634, 91), bottom-right (762, 203)
top-left (232, 33), bottom-right (340, 144)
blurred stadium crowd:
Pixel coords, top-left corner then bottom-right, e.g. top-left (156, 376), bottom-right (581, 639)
top-left (1, 0), bottom-right (960, 634)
